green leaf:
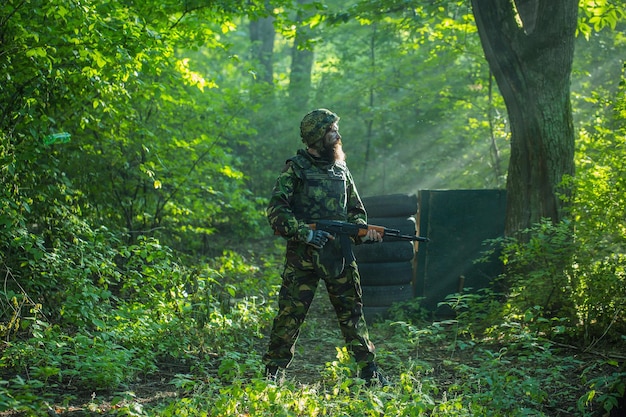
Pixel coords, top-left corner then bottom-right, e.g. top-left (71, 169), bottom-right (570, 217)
top-left (26, 47), bottom-right (47, 58)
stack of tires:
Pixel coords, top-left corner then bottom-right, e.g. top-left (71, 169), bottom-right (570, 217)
top-left (355, 194), bottom-right (420, 323)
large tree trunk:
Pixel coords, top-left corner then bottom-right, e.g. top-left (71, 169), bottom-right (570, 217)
top-left (471, 0), bottom-right (578, 237)
top-left (288, 0), bottom-right (314, 109)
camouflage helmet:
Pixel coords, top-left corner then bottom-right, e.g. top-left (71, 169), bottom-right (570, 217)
top-left (300, 108), bottom-right (340, 147)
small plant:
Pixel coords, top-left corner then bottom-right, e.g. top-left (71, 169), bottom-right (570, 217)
top-left (579, 357), bottom-right (626, 416)
top-left (321, 346), bottom-right (358, 391)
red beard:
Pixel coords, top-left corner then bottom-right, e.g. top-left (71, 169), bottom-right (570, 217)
top-left (321, 139), bottom-right (346, 162)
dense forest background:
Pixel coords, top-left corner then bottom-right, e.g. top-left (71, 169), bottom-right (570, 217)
top-left (1, 0), bottom-right (625, 415)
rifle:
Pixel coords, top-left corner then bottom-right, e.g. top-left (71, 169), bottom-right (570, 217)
top-left (309, 219), bottom-right (430, 263)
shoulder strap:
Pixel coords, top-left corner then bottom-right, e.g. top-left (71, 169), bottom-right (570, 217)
top-left (287, 154), bottom-right (312, 170)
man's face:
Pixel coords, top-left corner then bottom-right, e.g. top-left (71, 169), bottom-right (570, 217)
top-left (320, 122), bottom-right (345, 162)
top-left (323, 122), bottom-right (341, 148)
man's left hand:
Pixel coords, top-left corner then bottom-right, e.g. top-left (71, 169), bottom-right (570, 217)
top-left (362, 228), bottom-right (383, 243)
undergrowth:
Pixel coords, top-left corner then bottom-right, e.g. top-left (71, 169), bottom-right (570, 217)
top-left (1, 187), bottom-right (625, 416)
top-left (1, 233), bottom-right (624, 416)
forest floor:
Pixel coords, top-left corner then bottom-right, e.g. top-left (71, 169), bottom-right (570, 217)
top-left (16, 287), bottom-right (354, 416)
top-left (11, 285), bottom-right (624, 416)
top-left (38, 286), bottom-right (385, 415)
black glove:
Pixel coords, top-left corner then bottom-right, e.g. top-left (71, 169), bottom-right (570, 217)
top-left (306, 229), bottom-right (333, 249)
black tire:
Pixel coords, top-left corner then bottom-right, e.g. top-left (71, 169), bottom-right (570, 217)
top-left (363, 194), bottom-right (418, 218)
top-left (353, 241), bottom-right (415, 263)
top-left (358, 261), bottom-right (414, 286)
top-left (363, 306), bottom-right (390, 323)
top-left (362, 284), bottom-right (413, 307)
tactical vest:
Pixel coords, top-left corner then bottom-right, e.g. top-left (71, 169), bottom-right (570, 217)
top-left (288, 153), bottom-right (349, 223)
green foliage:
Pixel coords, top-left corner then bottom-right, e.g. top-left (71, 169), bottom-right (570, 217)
top-left (4, 323), bottom-right (134, 389)
top-left (1, 0), bottom-right (625, 415)
top-left (499, 220), bottom-right (578, 324)
top-left (578, 0), bottom-right (626, 39)
top-left (578, 357), bottom-right (626, 416)
top-left (0, 240), bottom-right (279, 413)
top-left (401, 290), bottom-right (623, 416)
top-left (493, 218), bottom-right (625, 344)
top-left (0, 184), bottom-right (121, 331)
top-left (1, 0), bottom-right (267, 258)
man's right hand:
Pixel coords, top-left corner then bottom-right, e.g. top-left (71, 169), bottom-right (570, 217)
top-left (306, 229), bottom-right (334, 249)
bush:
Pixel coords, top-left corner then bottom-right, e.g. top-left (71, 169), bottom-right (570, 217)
top-left (496, 219), bottom-right (625, 344)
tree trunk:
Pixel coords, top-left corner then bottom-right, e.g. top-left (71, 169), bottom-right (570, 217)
top-left (363, 23), bottom-right (377, 184)
top-left (471, 0), bottom-right (578, 237)
top-left (288, 0), bottom-right (314, 109)
top-left (249, 10), bottom-right (275, 85)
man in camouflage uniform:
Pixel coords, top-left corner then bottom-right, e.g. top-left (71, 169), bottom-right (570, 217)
top-left (264, 108), bottom-right (389, 386)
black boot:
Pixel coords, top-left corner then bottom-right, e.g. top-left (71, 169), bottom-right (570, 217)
top-left (265, 365), bottom-right (282, 384)
top-left (360, 363), bottom-right (390, 387)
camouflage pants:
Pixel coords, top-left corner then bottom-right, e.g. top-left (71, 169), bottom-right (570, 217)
top-left (263, 240), bottom-right (376, 368)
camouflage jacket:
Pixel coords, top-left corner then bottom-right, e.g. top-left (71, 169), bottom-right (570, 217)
top-left (267, 149), bottom-right (367, 243)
